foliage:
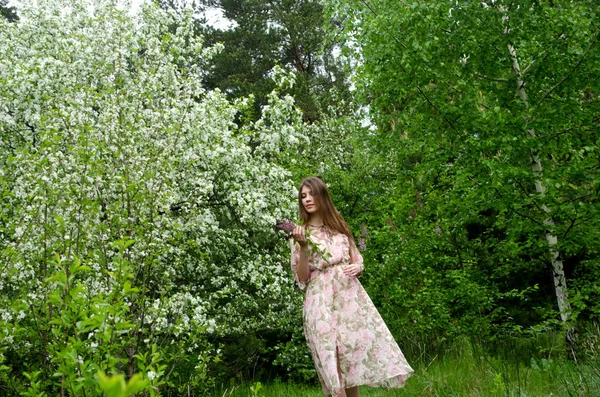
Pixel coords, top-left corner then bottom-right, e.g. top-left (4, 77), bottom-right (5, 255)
top-left (179, 0), bottom-right (354, 122)
top-left (0, 0), bottom-right (17, 22)
top-left (2, 0), bottom-right (600, 393)
top-left (324, 0), bottom-right (600, 349)
top-left (96, 372), bottom-right (148, 397)
top-left (0, 0), bottom-right (307, 394)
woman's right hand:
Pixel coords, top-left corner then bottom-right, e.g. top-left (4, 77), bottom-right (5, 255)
top-left (292, 225), bottom-right (308, 247)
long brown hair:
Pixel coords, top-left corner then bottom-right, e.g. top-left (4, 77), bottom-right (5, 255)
top-left (298, 177), bottom-right (356, 247)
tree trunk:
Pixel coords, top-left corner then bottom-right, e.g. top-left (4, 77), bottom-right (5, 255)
top-left (508, 43), bottom-right (576, 356)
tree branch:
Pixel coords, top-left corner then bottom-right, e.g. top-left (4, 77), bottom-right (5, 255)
top-left (537, 36), bottom-right (598, 106)
top-left (560, 193), bottom-right (592, 206)
top-left (475, 72), bottom-right (509, 83)
top-left (560, 215), bottom-right (577, 240)
top-left (511, 208), bottom-right (545, 227)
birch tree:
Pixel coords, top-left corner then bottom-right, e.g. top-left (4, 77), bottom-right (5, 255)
top-left (506, 28), bottom-right (574, 347)
top-left (325, 0), bottom-right (600, 346)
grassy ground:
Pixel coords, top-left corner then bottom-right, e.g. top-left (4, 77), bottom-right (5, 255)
top-left (217, 363), bottom-right (599, 396)
top-left (216, 359), bottom-right (599, 396)
top-left (213, 337), bottom-right (600, 397)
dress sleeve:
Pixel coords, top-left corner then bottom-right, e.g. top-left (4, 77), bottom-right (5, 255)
top-left (349, 240), bottom-right (365, 274)
top-left (290, 239), bottom-right (308, 291)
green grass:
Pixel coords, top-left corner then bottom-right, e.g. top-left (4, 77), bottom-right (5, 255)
top-left (212, 337), bottom-right (600, 397)
top-left (216, 362), bottom-right (599, 396)
top-left (216, 359), bottom-right (599, 397)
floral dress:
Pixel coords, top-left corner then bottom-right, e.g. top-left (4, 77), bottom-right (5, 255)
top-left (291, 225), bottom-right (414, 396)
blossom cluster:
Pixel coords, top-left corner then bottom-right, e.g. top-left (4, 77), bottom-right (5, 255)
top-left (0, 0), bottom-right (304, 392)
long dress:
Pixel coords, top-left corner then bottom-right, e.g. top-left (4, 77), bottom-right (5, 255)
top-left (291, 225), bottom-right (414, 396)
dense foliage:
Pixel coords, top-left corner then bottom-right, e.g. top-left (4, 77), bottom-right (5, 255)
top-left (324, 0), bottom-right (600, 351)
top-left (0, 1), bottom-right (310, 394)
top-left (1, 0), bottom-right (599, 395)
top-left (196, 0), bottom-right (353, 122)
top-left (0, 0), bottom-right (17, 23)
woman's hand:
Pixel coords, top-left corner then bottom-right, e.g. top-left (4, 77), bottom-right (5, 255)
top-left (343, 264), bottom-right (362, 278)
top-left (292, 225), bottom-right (308, 247)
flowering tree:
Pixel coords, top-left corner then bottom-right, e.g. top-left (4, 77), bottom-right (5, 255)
top-left (0, 0), bottom-right (305, 394)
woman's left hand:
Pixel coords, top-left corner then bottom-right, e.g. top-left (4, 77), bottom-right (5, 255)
top-left (343, 264), bottom-right (362, 278)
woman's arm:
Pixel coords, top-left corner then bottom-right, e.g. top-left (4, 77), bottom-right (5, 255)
top-left (292, 225), bottom-right (310, 282)
top-left (343, 240), bottom-right (364, 277)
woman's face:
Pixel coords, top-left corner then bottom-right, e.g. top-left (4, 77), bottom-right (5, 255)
top-left (301, 185), bottom-right (319, 215)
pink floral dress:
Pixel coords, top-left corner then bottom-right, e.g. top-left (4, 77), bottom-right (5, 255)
top-left (291, 225), bottom-right (414, 396)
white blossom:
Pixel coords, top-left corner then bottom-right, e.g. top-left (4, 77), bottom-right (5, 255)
top-left (0, 0), bottom-right (304, 389)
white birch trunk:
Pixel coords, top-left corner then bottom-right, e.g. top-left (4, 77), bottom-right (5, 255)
top-left (507, 44), bottom-right (572, 327)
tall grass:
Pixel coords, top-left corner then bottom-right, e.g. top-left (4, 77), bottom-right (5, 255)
top-left (214, 331), bottom-right (600, 397)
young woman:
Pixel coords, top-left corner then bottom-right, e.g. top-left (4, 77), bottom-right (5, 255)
top-left (290, 177), bottom-right (413, 397)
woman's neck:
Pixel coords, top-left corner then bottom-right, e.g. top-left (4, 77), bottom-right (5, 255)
top-left (307, 214), bottom-right (324, 227)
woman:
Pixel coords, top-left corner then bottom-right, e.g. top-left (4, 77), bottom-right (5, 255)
top-left (290, 177), bottom-right (413, 397)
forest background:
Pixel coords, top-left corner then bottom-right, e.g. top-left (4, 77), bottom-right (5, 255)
top-left (0, 0), bottom-right (599, 396)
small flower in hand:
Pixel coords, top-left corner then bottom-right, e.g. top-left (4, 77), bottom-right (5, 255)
top-left (275, 219), bottom-right (296, 238)
top-left (275, 219), bottom-right (332, 264)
